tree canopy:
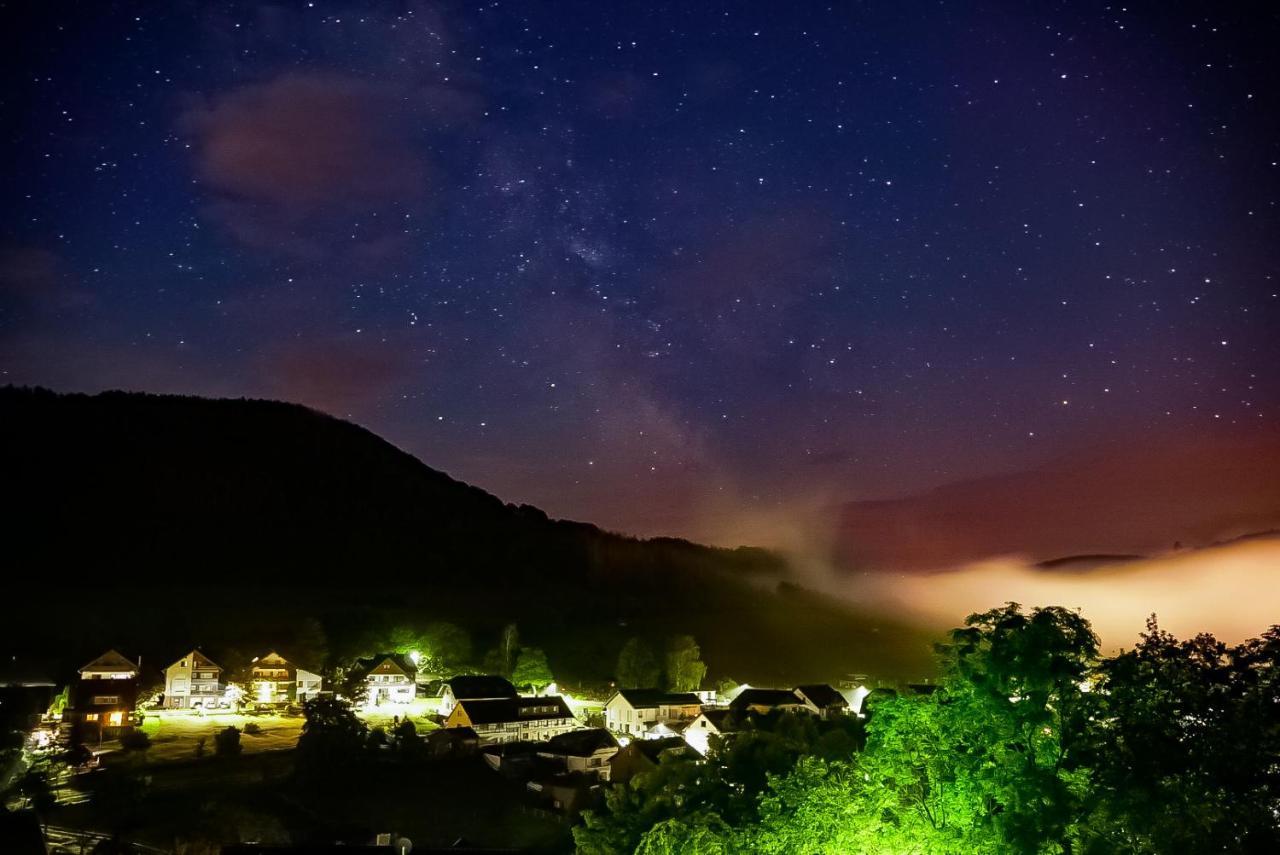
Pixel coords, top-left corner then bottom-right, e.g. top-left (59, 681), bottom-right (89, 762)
top-left (577, 604), bottom-right (1280, 854)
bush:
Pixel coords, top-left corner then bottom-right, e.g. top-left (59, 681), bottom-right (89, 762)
top-left (243, 722), bottom-right (262, 735)
top-left (214, 726), bottom-right (242, 757)
top-left (119, 729), bottom-right (151, 752)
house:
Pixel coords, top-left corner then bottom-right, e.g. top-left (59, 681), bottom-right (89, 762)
top-left (444, 695), bottom-right (579, 745)
top-left (68, 650), bottom-right (138, 734)
top-left (604, 689), bottom-right (703, 738)
top-left (536, 727), bottom-right (619, 781)
top-left (425, 725), bottom-right (479, 758)
top-left (438, 674), bottom-right (517, 716)
top-left (354, 654), bottom-right (417, 705)
top-left (794, 684), bottom-right (850, 719)
top-left (249, 651), bottom-right (323, 705)
top-left (610, 736), bottom-right (689, 784)
top-left (163, 650), bottom-right (225, 709)
top-left (526, 771), bottom-right (604, 815)
top-left (682, 708), bottom-right (734, 755)
top-left (729, 688), bottom-right (810, 716)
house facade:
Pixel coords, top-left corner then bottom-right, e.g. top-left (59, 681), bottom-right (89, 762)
top-left (604, 689), bottom-right (703, 738)
top-left (249, 651), bottom-right (323, 705)
top-left (536, 727), bottom-right (620, 781)
top-left (438, 674), bottom-right (517, 716)
top-left (444, 695), bottom-right (579, 745)
top-left (682, 708), bottom-right (733, 755)
top-left (68, 650), bottom-right (139, 734)
top-left (164, 650), bottom-right (224, 709)
top-left (356, 654), bottom-right (417, 705)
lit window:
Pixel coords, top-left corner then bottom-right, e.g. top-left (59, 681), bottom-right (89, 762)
top-left (85, 713), bottom-right (99, 721)
top-left (108, 712), bottom-right (124, 726)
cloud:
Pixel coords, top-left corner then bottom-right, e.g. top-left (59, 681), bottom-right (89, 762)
top-left (0, 246), bottom-right (92, 313)
top-left (849, 536), bottom-right (1280, 651)
top-left (181, 73), bottom-right (438, 262)
top-left (833, 429), bottom-right (1280, 572)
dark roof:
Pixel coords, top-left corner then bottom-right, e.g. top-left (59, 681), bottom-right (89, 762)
top-left (456, 695), bottom-right (575, 725)
top-left (354, 653), bottom-right (416, 677)
top-left (795, 684), bottom-right (848, 709)
top-left (730, 688), bottom-right (806, 710)
top-left (78, 649), bottom-right (138, 675)
top-left (615, 688), bottom-right (702, 708)
top-left (632, 736), bottom-right (688, 763)
top-left (446, 675), bottom-right (517, 700)
top-left (542, 727), bottom-right (618, 756)
top-left (696, 708), bottom-right (734, 730)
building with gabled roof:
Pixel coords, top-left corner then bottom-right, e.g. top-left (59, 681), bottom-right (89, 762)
top-left (164, 650), bottom-right (225, 709)
top-left (438, 674), bottom-right (517, 716)
top-left (353, 653), bottom-right (417, 705)
top-left (682, 707), bottom-right (735, 755)
top-left (78, 649), bottom-right (139, 680)
top-left (728, 688), bottom-right (810, 716)
top-left (444, 695), bottom-right (579, 745)
top-left (249, 651), bottom-right (323, 705)
top-left (604, 688), bottom-right (703, 738)
top-left (69, 650), bottom-right (140, 734)
top-left (536, 727), bottom-right (620, 780)
top-left (794, 684), bottom-right (850, 718)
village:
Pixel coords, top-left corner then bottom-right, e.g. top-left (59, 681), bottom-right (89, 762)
top-left (3, 644), bottom-right (873, 827)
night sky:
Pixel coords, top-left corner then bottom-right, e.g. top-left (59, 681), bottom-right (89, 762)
top-left (3, 1), bottom-right (1278, 548)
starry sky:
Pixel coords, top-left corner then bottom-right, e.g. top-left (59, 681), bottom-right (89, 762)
top-left (3, 1), bottom-right (1278, 551)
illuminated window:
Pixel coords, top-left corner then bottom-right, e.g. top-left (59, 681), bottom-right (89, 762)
top-left (85, 713), bottom-right (99, 722)
top-left (108, 712), bottom-right (124, 726)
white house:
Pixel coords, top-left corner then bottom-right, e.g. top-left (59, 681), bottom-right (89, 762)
top-left (356, 654), bottom-right (417, 705)
top-left (683, 708), bottom-right (733, 755)
top-left (604, 689), bottom-right (703, 738)
top-left (163, 650), bottom-right (225, 709)
top-left (444, 695), bottom-right (579, 745)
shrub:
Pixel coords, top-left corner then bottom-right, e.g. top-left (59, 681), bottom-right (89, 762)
top-left (119, 729), bottom-right (151, 752)
top-left (243, 722), bottom-right (262, 735)
top-left (214, 726), bottom-right (242, 757)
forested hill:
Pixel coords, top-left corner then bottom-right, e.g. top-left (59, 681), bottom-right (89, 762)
top-left (1, 386), bottom-right (936, 684)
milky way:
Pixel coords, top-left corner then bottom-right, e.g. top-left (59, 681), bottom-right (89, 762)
top-left (2, 2), bottom-right (1277, 545)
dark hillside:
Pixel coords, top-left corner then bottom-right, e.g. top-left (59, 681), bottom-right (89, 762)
top-left (1, 386), bottom-right (935, 683)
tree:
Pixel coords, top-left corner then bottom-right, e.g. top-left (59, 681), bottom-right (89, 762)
top-left (499, 622), bottom-right (520, 676)
top-left (214, 726), bottom-right (242, 757)
top-left (512, 647), bottom-right (555, 692)
top-left (617, 637), bottom-right (662, 689)
top-left (421, 621), bottom-right (472, 674)
top-left (1079, 618), bottom-right (1280, 853)
top-left (295, 695), bottom-right (368, 787)
top-left (665, 635), bottom-right (707, 692)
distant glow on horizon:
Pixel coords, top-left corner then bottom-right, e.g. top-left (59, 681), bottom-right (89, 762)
top-left (852, 537), bottom-right (1280, 650)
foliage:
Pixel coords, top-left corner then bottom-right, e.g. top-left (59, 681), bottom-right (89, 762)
top-left (295, 695), bottom-right (368, 787)
top-left (665, 635), bottom-right (708, 692)
top-left (243, 722), bottom-right (261, 735)
top-left (586, 604), bottom-right (1280, 855)
top-left (617, 637), bottom-right (662, 689)
top-left (119, 728), bottom-right (152, 752)
top-left (511, 646), bottom-right (555, 692)
top-left (214, 725), bottom-right (242, 757)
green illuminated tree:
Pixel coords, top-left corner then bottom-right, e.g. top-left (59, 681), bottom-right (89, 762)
top-left (512, 647), bottom-right (555, 692)
top-left (617, 637), bottom-right (662, 688)
top-left (665, 635), bottom-right (707, 692)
